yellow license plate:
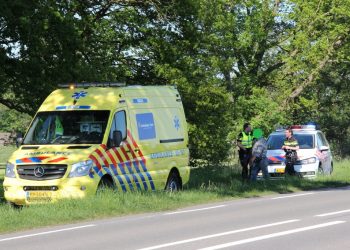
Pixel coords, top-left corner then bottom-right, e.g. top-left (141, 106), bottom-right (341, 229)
top-left (275, 168), bottom-right (285, 173)
top-left (26, 191), bottom-right (52, 202)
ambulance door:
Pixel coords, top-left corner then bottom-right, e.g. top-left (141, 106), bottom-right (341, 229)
top-left (128, 109), bottom-right (158, 190)
top-left (105, 108), bottom-right (133, 191)
top-left (110, 108), bottom-right (154, 191)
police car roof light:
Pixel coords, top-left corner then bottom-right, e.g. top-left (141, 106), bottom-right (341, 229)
top-left (301, 124), bottom-right (317, 130)
top-left (275, 124), bottom-right (317, 132)
top-left (291, 124), bottom-right (316, 130)
top-left (58, 82), bottom-right (126, 89)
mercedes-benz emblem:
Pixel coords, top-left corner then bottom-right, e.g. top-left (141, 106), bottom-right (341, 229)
top-left (34, 166), bottom-right (45, 178)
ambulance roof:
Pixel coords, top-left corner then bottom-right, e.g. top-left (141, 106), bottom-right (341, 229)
top-left (38, 85), bottom-right (180, 112)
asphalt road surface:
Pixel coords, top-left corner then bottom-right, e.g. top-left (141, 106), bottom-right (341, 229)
top-left (1, 186), bottom-right (350, 250)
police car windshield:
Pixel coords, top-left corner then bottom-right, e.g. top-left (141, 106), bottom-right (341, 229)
top-left (267, 133), bottom-right (314, 150)
top-left (23, 111), bottom-right (110, 145)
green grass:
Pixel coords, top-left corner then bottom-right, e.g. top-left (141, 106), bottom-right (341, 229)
top-left (0, 145), bottom-right (16, 163)
top-left (187, 160), bottom-right (350, 197)
top-left (0, 145), bottom-right (16, 178)
top-left (0, 156), bottom-right (349, 234)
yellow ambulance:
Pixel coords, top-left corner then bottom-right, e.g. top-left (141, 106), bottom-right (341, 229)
top-left (3, 83), bottom-right (190, 205)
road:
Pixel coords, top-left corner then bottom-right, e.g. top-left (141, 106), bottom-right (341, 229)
top-left (1, 186), bottom-right (350, 250)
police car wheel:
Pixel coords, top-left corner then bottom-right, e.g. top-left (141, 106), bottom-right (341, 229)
top-left (166, 173), bottom-right (181, 192)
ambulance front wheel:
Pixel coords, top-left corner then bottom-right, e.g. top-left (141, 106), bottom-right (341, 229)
top-left (7, 202), bottom-right (22, 210)
top-left (165, 170), bottom-right (182, 192)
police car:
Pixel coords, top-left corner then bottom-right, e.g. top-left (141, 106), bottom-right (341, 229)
top-left (266, 125), bottom-right (333, 178)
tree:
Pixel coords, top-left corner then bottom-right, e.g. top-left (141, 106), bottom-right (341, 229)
top-left (1, 0), bottom-right (350, 162)
top-left (0, 104), bottom-right (31, 133)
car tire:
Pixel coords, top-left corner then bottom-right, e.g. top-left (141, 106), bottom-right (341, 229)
top-left (318, 165), bottom-right (324, 175)
top-left (97, 175), bottom-right (114, 193)
top-left (7, 202), bottom-right (22, 210)
top-left (329, 163), bottom-right (333, 175)
top-left (165, 172), bottom-right (181, 192)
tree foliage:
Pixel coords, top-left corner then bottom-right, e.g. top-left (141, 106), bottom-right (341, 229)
top-left (0, 104), bottom-right (31, 133)
top-left (1, 0), bottom-right (350, 162)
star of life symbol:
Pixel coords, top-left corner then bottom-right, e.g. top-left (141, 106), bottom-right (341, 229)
top-left (174, 115), bottom-right (180, 131)
top-left (72, 91), bottom-right (87, 100)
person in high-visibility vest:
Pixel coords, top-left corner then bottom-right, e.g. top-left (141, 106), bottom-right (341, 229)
top-left (237, 123), bottom-right (253, 180)
top-left (55, 116), bottom-right (64, 137)
top-left (282, 127), bottom-right (299, 175)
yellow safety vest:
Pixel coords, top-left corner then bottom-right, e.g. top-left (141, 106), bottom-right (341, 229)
top-left (283, 137), bottom-right (298, 148)
top-left (241, 132), bottom-right (253, 149)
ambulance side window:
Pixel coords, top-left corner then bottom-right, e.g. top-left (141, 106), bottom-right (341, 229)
top-left (108, 111), bottom-right (127, 147)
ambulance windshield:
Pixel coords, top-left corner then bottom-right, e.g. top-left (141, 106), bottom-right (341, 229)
top-left (23, 110), bottom-right (110, 145)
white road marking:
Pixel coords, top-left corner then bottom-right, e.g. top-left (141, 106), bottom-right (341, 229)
top-left (0, 224), bottom-right (95, 242)
top-left (198, 221), bottom-right (346, 250)
top-left (164, 205), bottom-right (226, 215)
top-left (137, 219), bottom-right (299, 250)
top-left (271, 192), bottom-right (315, 200)
top-left (315, 209), bottom-right (350, 217)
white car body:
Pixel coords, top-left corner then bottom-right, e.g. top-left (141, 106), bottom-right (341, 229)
top-left (265, 126), bottom-right (333, 178)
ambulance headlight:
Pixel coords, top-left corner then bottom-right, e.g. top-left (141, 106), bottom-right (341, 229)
top-left (69, 160), bottom-right (93, 178)
top-left (5, 162), bottom-right (16, 178)
top-left (298, 157), bottom-right (317, 165)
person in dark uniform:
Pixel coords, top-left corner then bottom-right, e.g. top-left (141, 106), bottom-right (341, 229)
top-left (237, 123), bottom-right (253, 180)
top-left (282, 127), bottom-right (299, 175)
top-left (250, 130), bottom-right (269, 181)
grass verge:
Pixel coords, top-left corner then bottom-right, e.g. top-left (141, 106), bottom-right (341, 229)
top-left (0, 159), bottom-right (349, 234)
top-left (0, 145), bottom-right (16, 164)
top-left (0, 145), bottom-right (15, 179)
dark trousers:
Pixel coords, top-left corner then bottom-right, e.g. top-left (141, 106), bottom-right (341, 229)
top-left (285, 157), bottom-right (296, 175)
top-left (251, 158), bottom-right (269, 181)
top-left (285, 152), bottom-right (297, 176)
top-left (239, 150), bottom-right (252, 180)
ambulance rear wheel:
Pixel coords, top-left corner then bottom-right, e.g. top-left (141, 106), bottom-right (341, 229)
top-left (97, 175), bottom-right (114, 193)
top-left (165, 172), bottom-right (181, 192)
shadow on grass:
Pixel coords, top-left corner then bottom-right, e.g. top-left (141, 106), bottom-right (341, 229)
top-left (186, 165), bottom-right (350, 198)
top-left (0, 177), bottom-right (5, 204)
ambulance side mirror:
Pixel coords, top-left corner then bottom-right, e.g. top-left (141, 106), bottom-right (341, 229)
top-left (112, 130), bottom-right (123, 147)
top-left (16, 132), bottom-right (23, 148)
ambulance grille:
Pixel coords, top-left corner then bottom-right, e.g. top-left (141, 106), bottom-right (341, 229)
top-left (17, 164), bottom-right (67, 180)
